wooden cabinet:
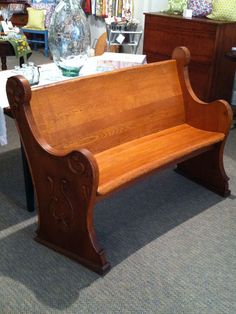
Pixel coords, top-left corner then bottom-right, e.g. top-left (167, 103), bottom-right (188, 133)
top-left (143, 12), bottom-right (236, 103)
top-left (10, 13), bottom-right (28, 27)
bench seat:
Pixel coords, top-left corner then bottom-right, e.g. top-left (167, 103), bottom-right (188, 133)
top-left (96, 124), bottom-right (224, 195)
top-left (6, 47), bottom-right (232, 274)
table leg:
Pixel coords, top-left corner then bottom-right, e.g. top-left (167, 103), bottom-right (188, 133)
top-left (19, 56), bottom-right (24, 67)
top-left (4, 108), bottom-right (35, 211)
top-left (232, 107), bottom-right (236, 128)
top-left (1, 55), bottom-right (30, 70)
top-left (1, 56), bottom-right (7, 70)
top-left (20, 143), bottom-right (35, 212)
top-left (19, 53), bottom-right (32, 67)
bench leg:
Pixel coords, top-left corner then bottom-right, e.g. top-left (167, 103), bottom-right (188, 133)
top-left (34, 151), bottom-right (110, 274)
top-left (176, 143), bottom-right (230, 197)
top-left (21, 143), bottom-right (35, 212)
top-left (1, 56), bottom-right (7, 70)
top-left (44, 30), bottom-right (49, 57)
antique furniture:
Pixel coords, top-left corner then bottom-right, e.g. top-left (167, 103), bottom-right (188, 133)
top-left (0, 40), bottom-right (29, 70)
top-left (6, 47), bottom-right (232, 273)
top-left (21, 3), bottom-right (57, 58)
top-left (225, 50), bottom-right (236, 122)
top-left (143, 12), bottom-right (236, 103)
top-left (226, 51), bottom-right (236, 62)
top-left (22, 28), bottom-right (49, 57)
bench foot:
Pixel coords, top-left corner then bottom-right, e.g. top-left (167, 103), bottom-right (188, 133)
top-left (33, 150), bottom-right (110, 274)
top-left (176, 144), bottom-right (230, 197)
top-left (35, 235), bottom-right (110, 275)
top-left (35, 212), bottom-right (110, 274)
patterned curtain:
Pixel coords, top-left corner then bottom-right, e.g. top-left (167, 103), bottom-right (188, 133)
top-left (82, 0), bottom-right (134, 17)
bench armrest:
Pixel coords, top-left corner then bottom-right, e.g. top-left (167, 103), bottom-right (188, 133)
top-left (172, 47), bottom-right (233, 135)
top-left (7, 75), bottom-right (109, 272)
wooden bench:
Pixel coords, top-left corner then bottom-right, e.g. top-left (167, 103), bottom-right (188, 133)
top-left (6, 47), bottom-right (232, 274)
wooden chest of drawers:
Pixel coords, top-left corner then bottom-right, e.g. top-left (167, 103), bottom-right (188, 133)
top-left (10, 13), bottom-right (28, 26)
top-left (143, 12), bottom-right (236, 103)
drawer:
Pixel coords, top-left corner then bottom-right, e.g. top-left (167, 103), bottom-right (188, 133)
top-left (144, 13), bottom-right (236, 103)
top-left (11, 14), bottom-right (28, 26)
top-left (188, 61), bottom-right (213, 101)
top-left (144, 15), bottom-right (217, 63)
top-left (144, 52), bottom-right (213, 102)
top-left (144, 52), bottom-right (170, 63)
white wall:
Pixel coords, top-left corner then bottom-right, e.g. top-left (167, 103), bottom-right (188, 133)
top-left (88, 15), bottom-right (106, 48)
top-left (134, 0), bottom-right (168, 27)
top-left (134, 0), bottom-right (168, 52)
top-left (89, 0), bottom-right (168, 52)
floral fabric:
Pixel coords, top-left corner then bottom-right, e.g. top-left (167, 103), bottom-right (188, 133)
top-left (168, 0), bottom-right (187, 13)
top-left (0, 34), bottom-right (31, 58)
top-left (188, 0), bottom-right (212, 17)
top-left (207, 0), bottom-right (236, 21)
top-left (31, 3), bottom-right (56, 27)
top-left (88, 0), bottom-right (133, 17)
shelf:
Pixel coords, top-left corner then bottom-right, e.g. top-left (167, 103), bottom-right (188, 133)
top-left (107, 29), bottom-right (142, 54)
top-left (108, 41), bottom-right (140, 46)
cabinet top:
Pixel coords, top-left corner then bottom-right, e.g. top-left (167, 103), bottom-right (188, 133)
top-left (144, 12), bottom-right (236, 25)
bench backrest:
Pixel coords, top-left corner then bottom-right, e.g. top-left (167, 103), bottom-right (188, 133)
top-left (30, 60), bottom-right (185, 154)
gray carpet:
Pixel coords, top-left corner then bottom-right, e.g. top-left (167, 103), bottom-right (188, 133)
top-left (0, 114), bottom-right (235, 313)
top-left (1, 52), bottom-right (236, 313)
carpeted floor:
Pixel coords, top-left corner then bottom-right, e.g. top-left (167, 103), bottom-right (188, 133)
top-left (3, 49), bottom-right (52, 71)
top-left (0, 51), bottom-right (236, 313)
top-left (0, 118), bottom-right (235, 314)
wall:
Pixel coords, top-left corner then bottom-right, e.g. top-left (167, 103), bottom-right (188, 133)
top-left (134, 0), bottom-right (168, 27)
top-left (134, 0), bottom-right (168, 52)
top-left (232, 74), bottom-right (236, 106)
top-left (89, 0), bottom-right (168, 51)
top-left (88, 15), bottom-right (106, 48)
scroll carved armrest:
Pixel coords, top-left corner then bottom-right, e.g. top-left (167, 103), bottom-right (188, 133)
top-left (6, 71), bottom-right (109, 272)
top-left (184, 99), bottom-right (233, 134)
top-left (172, 46), bottom-right (233, 134)
top-left (31, 147), bottom-right (109, 273)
